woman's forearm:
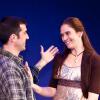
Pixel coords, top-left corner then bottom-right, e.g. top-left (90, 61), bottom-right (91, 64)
top-left (32, 84), bottom-right (56, 97)
top-left (87, 92), bottom-right (99, 100)
top-left (81, 92), bottom-right (99, 100)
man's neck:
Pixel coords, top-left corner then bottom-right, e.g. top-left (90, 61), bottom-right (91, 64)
top-left (3, 45), bottom-right (19, 57)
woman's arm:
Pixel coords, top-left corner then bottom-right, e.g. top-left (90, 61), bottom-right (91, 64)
top-left (32, 84), bottom-right (56, 97)
top-left (81, 92), bottom-right (99, 100)
top-left (87, 54), bottom-right (100, 100)
top-left (24, 62), bottom-right (56, 97)
top-left (87, 92), bottom-right (99, 100)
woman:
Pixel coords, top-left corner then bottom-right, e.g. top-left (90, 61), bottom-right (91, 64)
top-left (25, 17), bottom-right (100, 100)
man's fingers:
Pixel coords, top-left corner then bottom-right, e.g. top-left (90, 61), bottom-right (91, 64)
top-left (40, 45), bottom-right (44, 54)
top-left (46, 45), bottom-right (55, 52)
top-left (50, 47), bottom-right (59, 55)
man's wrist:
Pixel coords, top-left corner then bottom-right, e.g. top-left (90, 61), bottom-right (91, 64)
top-left (35, 59), bottom-right (48, 71)
top-left (34, 66), bottom-right (39, 73)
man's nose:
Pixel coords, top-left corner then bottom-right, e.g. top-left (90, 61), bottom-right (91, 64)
top-left (27, 34), bottom-right (29, 39)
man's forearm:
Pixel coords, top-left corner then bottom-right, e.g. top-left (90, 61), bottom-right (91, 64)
top-left (35, 59), bottom-right (48, 71)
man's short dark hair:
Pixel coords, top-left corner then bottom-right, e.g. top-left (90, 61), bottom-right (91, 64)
top-left (0, 16), bottom-right (27, 44)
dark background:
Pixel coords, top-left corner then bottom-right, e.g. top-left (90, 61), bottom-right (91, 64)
top-left (0, 0), bottom-right (100, 100)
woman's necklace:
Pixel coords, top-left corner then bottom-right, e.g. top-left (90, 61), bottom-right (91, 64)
top-left (71, 50), bottom-right (84, 63)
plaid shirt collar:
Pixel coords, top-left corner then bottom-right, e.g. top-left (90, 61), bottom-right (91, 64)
top-left (0, 48), bottom-right (23, 65)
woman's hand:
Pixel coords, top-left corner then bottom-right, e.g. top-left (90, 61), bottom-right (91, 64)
top-left (24, 61), bottom-right (33, 85)
top-left (24, 61), bottom-right (56, 97)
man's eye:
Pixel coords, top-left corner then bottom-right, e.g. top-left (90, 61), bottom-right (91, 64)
top-left (24, 32), bottom-right (27, 34)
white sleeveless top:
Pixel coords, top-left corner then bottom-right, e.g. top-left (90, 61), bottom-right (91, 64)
top-left (53, 64), bottom-right (83, 100)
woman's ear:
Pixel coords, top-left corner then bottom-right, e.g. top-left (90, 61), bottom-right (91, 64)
top-left (78, 31), bottom-right (83, 37)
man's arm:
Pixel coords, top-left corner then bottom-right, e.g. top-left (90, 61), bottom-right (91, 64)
top-left (35, 45), bottom-right (58, 70)
top-left (26, 45), bottom-right (58, 83)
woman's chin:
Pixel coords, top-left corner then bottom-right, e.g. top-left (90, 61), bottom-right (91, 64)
top-left (66, 44), bottom-right (73, 49)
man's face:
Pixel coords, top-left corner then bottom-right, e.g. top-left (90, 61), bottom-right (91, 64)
top-left (14, 24), bottom-right (29, 51)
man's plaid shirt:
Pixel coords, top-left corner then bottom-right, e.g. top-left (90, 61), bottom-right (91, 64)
top-left (0, 48), bottom-right (38, 100)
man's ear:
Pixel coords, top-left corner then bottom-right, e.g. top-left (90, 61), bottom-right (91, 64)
top-left (9, 34), bottom-right (18, 42)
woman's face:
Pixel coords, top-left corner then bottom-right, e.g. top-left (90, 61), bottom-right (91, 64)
top-left (60, 24), bottom-right (82, 49)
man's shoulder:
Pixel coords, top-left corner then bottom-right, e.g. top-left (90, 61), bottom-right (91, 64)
top-left (0, 54), bottom-right (10, 67)
top-left (0, 54), bottom-right (19, 73)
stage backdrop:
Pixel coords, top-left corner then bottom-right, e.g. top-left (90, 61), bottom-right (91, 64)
top-left (0, 0), bottom-right (100, 100)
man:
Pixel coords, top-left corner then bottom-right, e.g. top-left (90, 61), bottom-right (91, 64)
top-left (0, 16), bottom-right (58, 100)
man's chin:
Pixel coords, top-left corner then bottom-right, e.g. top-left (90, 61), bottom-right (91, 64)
top-left (20, 47), bottom-right (26, 51)
top-left (23, 47), bottom-right (26, 51)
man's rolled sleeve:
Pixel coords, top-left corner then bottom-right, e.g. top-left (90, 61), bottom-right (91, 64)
top-left (31, 66), bottom-right (39, 83)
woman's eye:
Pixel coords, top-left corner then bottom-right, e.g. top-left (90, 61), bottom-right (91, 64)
top-left (65, 31), bottom-right (70, 35)
top-left (60, 34), bottom-right (63, 37)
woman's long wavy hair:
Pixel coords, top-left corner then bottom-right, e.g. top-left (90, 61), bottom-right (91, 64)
top-left (62, 17), bottom-right (95, 55)
top-left (53, 17), bottom-right (96, 78)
